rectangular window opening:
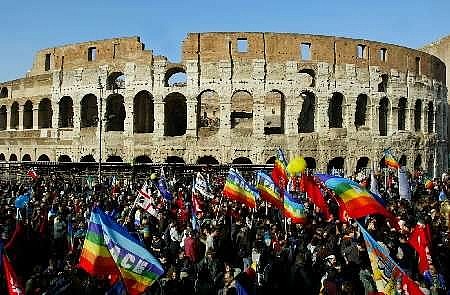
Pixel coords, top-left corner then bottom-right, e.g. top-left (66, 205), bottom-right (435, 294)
top-left (88, 47), bottom-right (97, 61)
top-left (379, 48), bottom-right (387, 62)
top-left (415, 56), bottom-right (421, 76)
top-left (237, 38), bottom-right (248, 53)
top-left (301, 43), bottom-right (311, 60)
top-left (44, 53), bottom-right (51, 71)
top-left (357, 44), bottom-right (366, 59)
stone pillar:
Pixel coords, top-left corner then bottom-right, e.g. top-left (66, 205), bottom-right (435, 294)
top-left (253, 96), bottom-right (264, 138)
top-left (406, 107), bottom-right (413, 131)
top-left (372, 105), bottom-right (379, 135)
top-left (219, 100), bottom-right (231, 137)
top-left (154, 101), bottom-right (164, 137)
top-left (346, 103), bottom-right (356, 132)
top-left (186, 99), bottom-right (197, 136)
top-left (123, 94), bottom-right (133, 136)
top-left (285, 96), bottom-right (297, 136)
top-left (6, 106), bottom-right (10, 130)
top-left (18, 105), bottom-right (23, 130)
top-left (316, 95), bottom-right (329, 132)
top-left (33, 107), bottom-right (39, 130)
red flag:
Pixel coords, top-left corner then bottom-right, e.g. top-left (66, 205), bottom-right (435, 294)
top-left (401, 274), bottom-right (425, 295)
top-left (2, 255), bottom-right (25, 295)
top-left (302, 176), bottom-right (331, 220)
top-left (191, 193), bottom-right (202, 214)
top-left (26, 169), bottom-right (38, 180)
top-left (408, 224), bottom-right (432, 274)
top-left (5, 223), bottom-right (24, 251)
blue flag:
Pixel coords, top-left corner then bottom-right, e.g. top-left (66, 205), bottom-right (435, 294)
top-left (15, 193), bottom-right (30, 209)
top-left (157, 168), bottom-right (173, 200)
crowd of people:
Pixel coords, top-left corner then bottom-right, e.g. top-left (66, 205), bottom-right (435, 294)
top-left (0, 166), bottom-right (449, 295)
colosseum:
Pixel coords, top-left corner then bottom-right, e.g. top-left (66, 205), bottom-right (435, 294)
top-left (0, 33), bottom-right (447, 176)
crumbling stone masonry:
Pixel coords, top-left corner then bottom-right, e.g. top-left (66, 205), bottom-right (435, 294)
top-left (0, 33), bottom-right (447, 176)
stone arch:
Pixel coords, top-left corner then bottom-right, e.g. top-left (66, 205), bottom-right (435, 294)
top-left (106, 94), bottom-right (126, 131)
top-left (0, 105), bottom-right (6, 130)
top-left (38, 98), bottom-right (52, 128)
top-left (107, 72), bottom-right (125, 91)
top-left (398, 97), bottom-right (407, 131)
top-left (232, 157), bottom-right (252, 164)
top-left (414, 99), bottom-right (422, 131)
top-left (23, 100), bottom-right (33, 130)
top-left (427, 101), bottom-right (434, 133)
top-left (299, 68), bottom-right (315, 87)
top-left (0, 87), bottom-right (8, 98)
top-left (414, 154), bottom-right (422, 170)
top-left (327, 157), bottom-right (344, 174)
top-left (354, 94), bottom-right (368, 129)
top-left (379, 97), bottom-right (390, 136)
top-left (166, 156), bottom-right (185, 164)
top-left (10, 102), bottom-right (19, 130)
top-left (266, 156), bottom-right (276, 164)
top-left (58, 96), bottom-right (73, 128)
top-left (164, 92), bottom-right (187, 136)
top-left (9, 154), bottom-right (17, 161)
top-left (134, 155), bottom-right (152, 163)
top-left (0, 153), bottom-right (5, 161)
top-left (356, 157), bottom-right (370, 172)
top-left (134, 90), bottom-right (154, 133)
top-left (106, 155), bottom-right (123, 162)
top-left (298, 91), bottom-right (316, 133)
top-left (399, 155), bottom-right (407, 167)
top-left (304, 157), bottom-right (317, 169)
top-left (264, 90), bottom-right (285, 135)
top-left (58, 155), bottom-right (72, 162)
top-left (80, 154), bottom-right (96, 162)
top-left (197, 155), bottom-right (219, 165)
top-left (80, 94), bottom-right (98, 128)
top-left (22, 154), bottom-right (31, 161)
top-left (164, 66), bottom-right (187, 87)
top-left (328, 92), bottom-right (344, 128)
top-left (231, 90), bottom-right (253, 132)
top-left (198, 90), bottom-right (220, 136)
top-left (37, 154), bottom-right (50, 161)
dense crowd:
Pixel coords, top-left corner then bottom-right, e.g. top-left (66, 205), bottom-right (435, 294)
top-left (0, 167), bottom-right (449, 295)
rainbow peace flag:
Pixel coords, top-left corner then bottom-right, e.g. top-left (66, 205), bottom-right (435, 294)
top-left (423, 177), bottom-right (434, 190)
top-left (223, 168), bottom-right (258, 208)
top-left (383, 149), bottom-right (400, 169)
top-left (283, 191), bottom-right (306, 224)
top-left (79, 208), bottom-right (164, 295)
top-left (316, 174), bottom-right (391, 220)
top-left (256, 171), bottom-right (283, 209)
top-left (272, 148), bottom-right (289, 191)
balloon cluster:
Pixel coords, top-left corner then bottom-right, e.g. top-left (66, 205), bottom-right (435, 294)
top-left (287, 156), bottom-right (307, 176)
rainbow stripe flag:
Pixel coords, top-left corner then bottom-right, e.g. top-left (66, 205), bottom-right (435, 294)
top-left (383, 149), bottom-right (400, 169)
top-left (223, 168), bottom-right (258, 208)
top-left (283, 191), bottom-right (306, 224)
top-left (423, 177), bottom-right (434, 190)
top-left (256, 171), bottom-right (283, 209)
top-left (272, 148), bottom-right (289, 191)
top-left (316, 174), bottom-right (392, 220)
top-left (79, 208), bottom-right (164, 295)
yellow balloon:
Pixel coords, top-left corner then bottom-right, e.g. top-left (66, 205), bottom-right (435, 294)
top-left (287, 156), bottom-right (307, 176)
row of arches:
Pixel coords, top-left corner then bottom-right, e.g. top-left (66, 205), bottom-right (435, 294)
top-left (0, 91), bottom-right (438, 136)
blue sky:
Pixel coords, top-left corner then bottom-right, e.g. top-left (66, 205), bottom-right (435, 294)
top-left (0, 0), bottom-right (448, 82)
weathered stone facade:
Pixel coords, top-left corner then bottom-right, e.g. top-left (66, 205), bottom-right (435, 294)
top-left (0, 33), bottom-right (447, 176)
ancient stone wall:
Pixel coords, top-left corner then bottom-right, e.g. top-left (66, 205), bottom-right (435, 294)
top-left (0, 33), bottom-right (447, 176)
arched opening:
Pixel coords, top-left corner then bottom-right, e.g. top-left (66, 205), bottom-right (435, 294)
top-left (0, 105), bottom-right (6, 130)
top-left (298, 91), bottom-right (316, 133)
top-left (299, 69), bottom-right (315, 87)
top-left (58, 96), bottom-right (73, 128)
top-left (327, 157), bottom-right (344, 174)
top-left (379, 97), bottom-right (389, 136)
top-left (378, 74), bottom-right (389, 92)
top-left (414, 154), bottom-right (422, 170)
top-left (264, 91), bottom-right (284, 135)
top-left (354, 94), bottom-right (368, 129)
top-left (197, 156), bottom-right (219, 165)
top-left (266, 156), bottom-right (276, 164)
top-left (106, 94), bottom-right (126, 132)
top-left (232, 157), bottom-right (252, 164)
top-left (58, 155), bottom-right (72, 162)
top-left (10, 102), bottom-right (19, 130)
top-left (80, 154), bottom-right (96, 162)
top-left (134, 155), bottom-right (152, 164)
top-left (106, 155), bottom-right (123, 162)
top-left (414, 99), bottom-right (422, 132)
top-left (198, 90), bottom-right (220, 136)
top-left (356, 157), bottom-right (369, 172)
top-left (106, 72), bottom-right (125, 91)
top-left (38, 98), bottom-right (52, 128)
top-left (164, 67), bottom-right (187, 87)
top-left (398, 97), bottom-right (407, 131)
top-left (164, 92), bottom-right (187, 136)
top-left (399, 155), bottom-right (407, 167)
top-left (231, 90), bottom-right (253, 132)
top-left (0, 87), bottom-right (8, 98)
top-left (328, 92), bottom-right (343, 128)
top-left (22, 154), bottom-right (31, 161)
top-left (304, 157), bottom-right (317, 170)
top-left (427, 102), bottom-right (434, 133)
top-left (37, 154), bottom-right (50, 161)
top-left (9, 154), bottom-right (17, 161)
top-left (133, 91), bottom-right (154, 133)
top-left (80, 94), bottom-right (98, 128)
top-left (23, 100), bottom-right (33, 130)
top-left (0, 153), bottom-right (4, 161)
top-left (166, 156), bottom-right (185, 164)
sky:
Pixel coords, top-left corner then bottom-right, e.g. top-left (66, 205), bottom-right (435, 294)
top-left (0, 0), bottom-right (449, 82)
